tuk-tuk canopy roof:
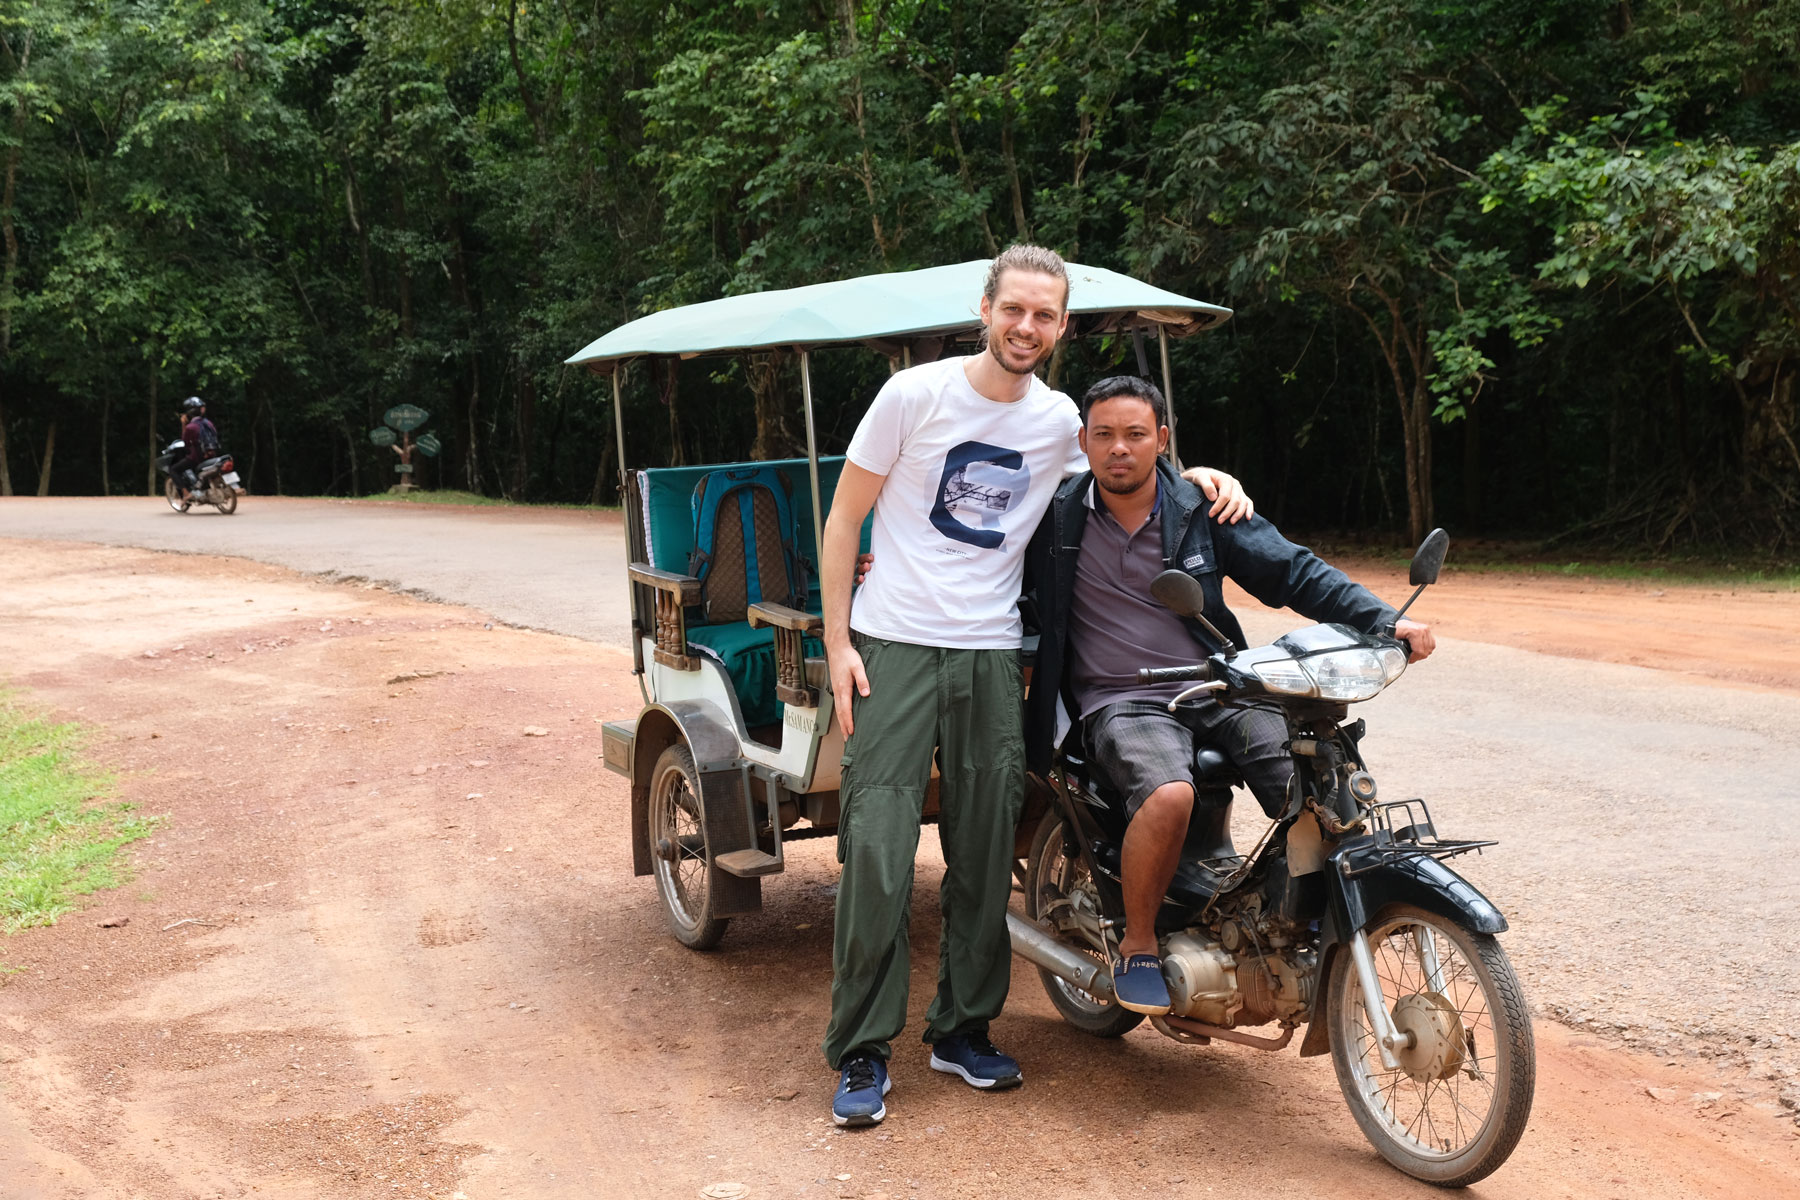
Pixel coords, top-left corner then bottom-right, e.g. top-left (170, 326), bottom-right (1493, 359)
top-left (564, 259), bottom-right (1231, 369)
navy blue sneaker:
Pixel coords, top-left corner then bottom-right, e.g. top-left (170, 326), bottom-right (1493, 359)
top-left (928, 1033), bottom-right (1022, 1090)
top-left (1112, 953), bottom-right (1173, 1015)
top-left (832, 1054), bottom-right (890, 1127)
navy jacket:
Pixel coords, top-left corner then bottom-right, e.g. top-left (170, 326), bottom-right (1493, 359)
top-left (1022, 457), bottom-right (1398, 775)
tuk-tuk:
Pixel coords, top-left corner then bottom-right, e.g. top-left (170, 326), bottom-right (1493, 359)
top-left (570, 260), bottom-right (1230, 949)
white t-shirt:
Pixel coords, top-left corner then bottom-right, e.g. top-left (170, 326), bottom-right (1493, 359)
top-left (846, 355), bottom-right (1084, 649)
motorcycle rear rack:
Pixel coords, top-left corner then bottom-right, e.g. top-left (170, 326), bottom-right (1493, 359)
top-left (1345, 798), bottom-right (1495, 876)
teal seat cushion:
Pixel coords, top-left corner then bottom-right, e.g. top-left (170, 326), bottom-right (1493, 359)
top-left (687, 621), bottom-right (824, 728)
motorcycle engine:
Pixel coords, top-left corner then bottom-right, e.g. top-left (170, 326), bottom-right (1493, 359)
top-left (1163, 932), bottom-right (1315, 1027)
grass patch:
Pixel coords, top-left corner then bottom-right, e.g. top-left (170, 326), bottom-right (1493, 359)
top-left (1300, 536), bottom-right (1800, 589)
top-left (1, 696), bottom-right (159, 937)
top-left (345, 488), bottom-right (618, 512)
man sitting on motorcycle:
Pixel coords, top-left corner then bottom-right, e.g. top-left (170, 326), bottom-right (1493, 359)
top-left (1022, 375), bottom-right (1435, 1016)
top-left (173, 396), bottom-right (221, 498)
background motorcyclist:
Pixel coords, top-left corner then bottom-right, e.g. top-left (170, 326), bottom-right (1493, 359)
top-left (1022, 374), bottom-right (1434, 1016)
top-left (172, 396), bottom-right (221, 497)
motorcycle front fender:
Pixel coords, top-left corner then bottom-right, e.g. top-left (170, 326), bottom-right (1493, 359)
top-left (1298, 841), bottom-right (1508, 1058)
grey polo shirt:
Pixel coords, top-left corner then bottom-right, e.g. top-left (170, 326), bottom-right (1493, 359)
top-left (1067, 479), bottom-right (1207, 719)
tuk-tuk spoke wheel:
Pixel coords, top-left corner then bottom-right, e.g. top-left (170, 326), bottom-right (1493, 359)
top-left (649, 743), bottom-right (728, 950)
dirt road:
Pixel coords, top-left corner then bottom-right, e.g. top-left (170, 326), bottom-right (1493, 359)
top-left (0, 497), bottom-right (634, 646)
top-left (1, 531), bottom-right (1797, 1198)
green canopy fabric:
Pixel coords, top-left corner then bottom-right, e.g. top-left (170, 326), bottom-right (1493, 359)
top-left (565, 260), bottom-right (1230, 367)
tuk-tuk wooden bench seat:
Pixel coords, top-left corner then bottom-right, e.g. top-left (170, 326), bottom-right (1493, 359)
top-left (628, 455), bottom-right (857, 730)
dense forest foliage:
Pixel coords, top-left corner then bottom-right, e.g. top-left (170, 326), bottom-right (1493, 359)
top-left (1, 0), bottom-right (1796, 550)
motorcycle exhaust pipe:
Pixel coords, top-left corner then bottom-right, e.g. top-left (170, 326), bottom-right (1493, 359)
top-left (1006, 913), bottom-right (1115, 1001)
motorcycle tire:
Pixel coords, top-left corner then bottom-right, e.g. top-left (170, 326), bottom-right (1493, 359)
top-left (164, 478), bottom-right (190, 513)
top-left (648, 743), bottom-right (729, 950)
top-left (1023, 811), bottom-right (1144, 1038)
top-left (1326, 903), bottom-right (1535, 1187)
top-left (213, 484), bottom-right (239, 515)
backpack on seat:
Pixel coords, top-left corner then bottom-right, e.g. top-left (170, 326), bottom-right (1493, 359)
top-left (688, 465), bottom-right (804, 624)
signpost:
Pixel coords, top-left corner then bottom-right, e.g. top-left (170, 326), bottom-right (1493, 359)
top-left (369, 407), bottom-right (433, 493)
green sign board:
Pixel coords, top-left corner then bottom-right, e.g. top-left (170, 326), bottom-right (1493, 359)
top-left (384, 404), bottom-right (430, 433)
top-left (415, 433), bottom-right (442, 458)
top-left (369, 426), bottom-right (397, 447)
top-left (394, 463), bottom-right (415, 474)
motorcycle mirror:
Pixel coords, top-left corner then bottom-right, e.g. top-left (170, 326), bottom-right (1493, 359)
top-left (1151, 569), bottom-right (1206, 618)
top-left (1409, 528), bottom-right (1450, 587)
top-left (1151, 569), bottom-right (1238, 653)
top-left (1392, 528), bottom-right (1450, 625)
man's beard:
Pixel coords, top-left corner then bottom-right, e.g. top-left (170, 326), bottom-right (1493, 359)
top-left (1095, 468), bottom-right (1152, 495)
top-left (987, 333), bottom-right (1053, 376)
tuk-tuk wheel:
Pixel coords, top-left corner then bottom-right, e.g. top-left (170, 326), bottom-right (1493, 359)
top-left (649, 743), bottom-right (729, 950)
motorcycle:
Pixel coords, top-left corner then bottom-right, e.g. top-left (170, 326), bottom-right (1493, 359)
top-left (1009, 529), bottom-right (1534, 1187)
top-left (156, 438), bottom-right (241, 515)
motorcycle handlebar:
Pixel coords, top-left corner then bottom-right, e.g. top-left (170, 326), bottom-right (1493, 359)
top-left (1136, 664), bottom-right (1211, 685)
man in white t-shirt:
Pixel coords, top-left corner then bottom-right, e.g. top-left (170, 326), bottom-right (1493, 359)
top-left (816, 245), bottom-right (1250, 1128)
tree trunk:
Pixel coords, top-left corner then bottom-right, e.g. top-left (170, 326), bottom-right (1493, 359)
top-left (747, 352), bottom-right (798, 461)
top-left (343, 421), bottom-right (361, 496)
top-left (35, 419), bottom-right (55, 495)
top-left (511, 359), bottom-right (536, 499)
top-left (655, 358), bottom-right (687, 466)
top-left (258, 382), bottom-right (284, 495)
top-left (588, 432), bottom-right (614, 506)
top-left (0, 386), bottom-right (12, 496)
top-left (145, 361), bottom-right (159, 496)
top-left (1460, 395), bottom-right (1480, 532)
top-left (100, 391), bottom-right (111, 495)
top-left (0, 32), bottom-right (28, 498)
top-left (466, 355), bottom-right (481, 492)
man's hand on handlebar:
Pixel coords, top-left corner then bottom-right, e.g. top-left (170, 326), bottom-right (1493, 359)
top-left (1396, 618), bottom-right (1435, 663)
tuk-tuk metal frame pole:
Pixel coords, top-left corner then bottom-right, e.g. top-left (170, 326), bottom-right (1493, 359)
top-left (1159, 325), bottom-right (1183, 472)
top-left (799, 350), bottom-right (826, 571)
top-left (611, 368), bottom-right (628, 496)
top-left (612, 365), bottom-right (650, 704)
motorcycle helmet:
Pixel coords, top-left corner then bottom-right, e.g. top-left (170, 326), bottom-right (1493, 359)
top-left (182, 396), bottom-right (206, 413)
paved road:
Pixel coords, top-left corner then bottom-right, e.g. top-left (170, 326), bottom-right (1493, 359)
top-left (0, 496), bottom-right (633, 645)
top-left (4, 494), bottom-right (1798, 1095)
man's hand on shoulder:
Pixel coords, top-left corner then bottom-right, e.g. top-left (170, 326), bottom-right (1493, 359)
top-left (1395, 619), bottom-right (1435, 663)
top-left (1181, 466), bottom-right (1254, 524)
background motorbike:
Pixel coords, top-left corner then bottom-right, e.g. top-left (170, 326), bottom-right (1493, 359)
top-left (1009, 529), bottom-right (1534, 1187)
top-left (156, 439), bottom-right (241, 514)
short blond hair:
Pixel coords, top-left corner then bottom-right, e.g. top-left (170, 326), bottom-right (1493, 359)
top-left (983, 244), bottom-right (1070, 310)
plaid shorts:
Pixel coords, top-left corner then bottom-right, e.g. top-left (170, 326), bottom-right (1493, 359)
top-left (1084, 699), bottom-right (1292, 818)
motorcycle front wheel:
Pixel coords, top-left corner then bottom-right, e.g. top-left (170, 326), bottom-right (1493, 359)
top-left (164, 478), bottom-right (190, 513)
top-left (1327, 903), bottom-right (1535, 1187)
top-left (1023, 812), bottom-right (1144, 1038)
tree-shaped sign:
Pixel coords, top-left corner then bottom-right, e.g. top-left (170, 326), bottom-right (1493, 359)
top-left (370, 406), bottom-right (438, 492)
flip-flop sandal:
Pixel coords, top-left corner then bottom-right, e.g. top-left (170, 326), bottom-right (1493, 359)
top-left (1112, 953), bottom-right (1173, 1015)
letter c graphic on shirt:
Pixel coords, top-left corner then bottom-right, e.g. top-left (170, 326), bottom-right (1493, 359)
top-left (930, 440), bottom-right (1030, 549)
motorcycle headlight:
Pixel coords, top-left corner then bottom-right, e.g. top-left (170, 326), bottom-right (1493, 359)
top-left (1253, 646), bottom-right (1408, 701)
top-left (1252, 659), bottom-right (1315, 695)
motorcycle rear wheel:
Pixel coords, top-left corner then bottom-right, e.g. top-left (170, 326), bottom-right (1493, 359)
top-left (648, 743), bottom-right (728, 950)
top-left (1024, 812), bottom-right (1143, 1038)
top-left (164, 478), bottom-right (190, 513)
top-left (212, 484), bottom-right (239, 515)
top-left (1327, 903), bottom-right (1535, 1187)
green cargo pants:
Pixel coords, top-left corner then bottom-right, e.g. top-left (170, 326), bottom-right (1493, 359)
top-left (821, 634), bottom-right (1025, 1069)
